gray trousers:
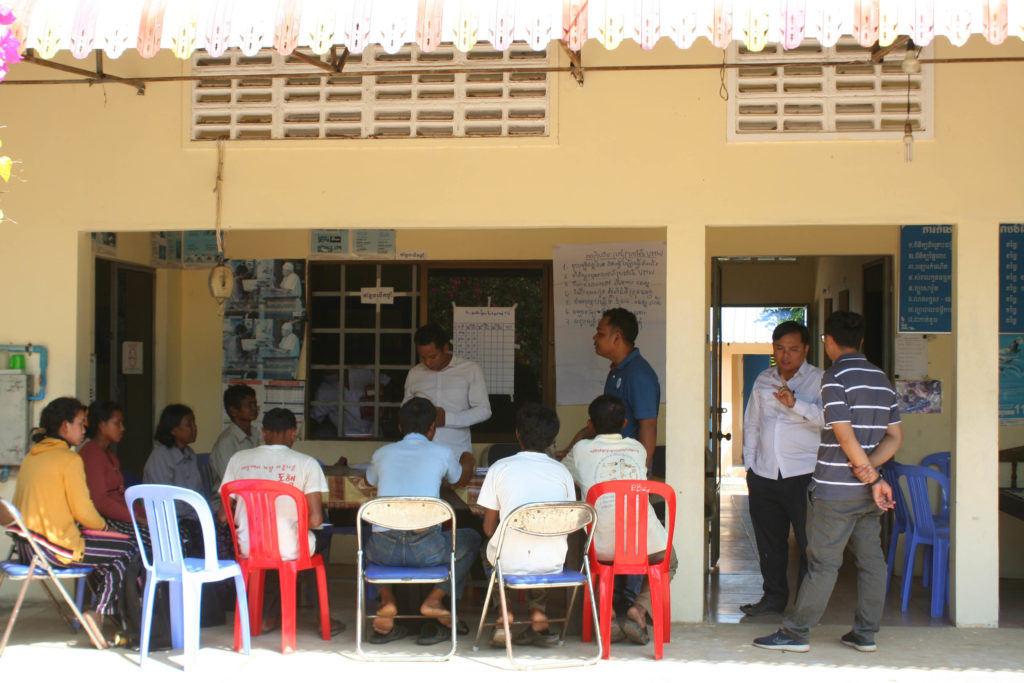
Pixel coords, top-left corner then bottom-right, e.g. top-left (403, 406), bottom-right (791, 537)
top-left (782, 493), bottom-right (886, 642)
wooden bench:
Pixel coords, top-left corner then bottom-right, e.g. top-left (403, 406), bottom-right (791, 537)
top-left (999, 446), bottom-right (1024, 520)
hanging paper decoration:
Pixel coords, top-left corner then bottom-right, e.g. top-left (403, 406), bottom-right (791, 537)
top-left (4, 0), bottom-right (1023, 61)
top-left (488, 0), bottom-right (515, 51)
top-left (205, 0), bottom-right (233, 57)
top-left (137, 0), bottom-right (167, 58)
top-left (453, 0), bottom-right (478, 52)
top-left (780, 0), bottom-right (806, 49)
top-left (340, 0), bottom-right (372, 54)
top-left (416, 0), bottom-right (443, 51)
top-left (982, 0), bottom-right (1008, 45)
top-left (0, 6), bottom-right (22, 82)
top-left (562, 0), bottom-right (586, 52)
top-left (911, 0), bottom-right (935, 45)
top-left (69, 0), bottom-right (98, 58)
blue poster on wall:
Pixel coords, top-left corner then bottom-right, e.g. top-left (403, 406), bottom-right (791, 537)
top-left (898, 224), bottom-right (952, 333)
top-left (999, 224), bottom-right (1024, 423)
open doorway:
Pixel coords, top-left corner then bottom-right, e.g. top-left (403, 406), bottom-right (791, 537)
top-left (704, 254), bottom-right (940, 626)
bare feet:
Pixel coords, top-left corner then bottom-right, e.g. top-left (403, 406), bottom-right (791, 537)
top-left (530, 608), bottom-right (549, 632)
top-left (373, 597), bottom-right (398, 635)
top-left (420, 589), bottom-right (452, 628)
top-left (626, 604), bottom-right (647, 629)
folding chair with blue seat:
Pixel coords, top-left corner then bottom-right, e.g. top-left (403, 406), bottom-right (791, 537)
top-left (0, 497), bottom-right (106, 656)
top-left (891, 464), bottom-right (951, 618)
top-left (472, 501), bottom-right (602, 670)
top-left (355, 496), bottom-right (457, 662)
top-left (125, 484), bottom-right (251, 669)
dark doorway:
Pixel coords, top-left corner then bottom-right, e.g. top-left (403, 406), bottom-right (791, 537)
top-left (95, 259), bottom-right (155, 477)
top-left (862, 258), bottom-right (893, 376)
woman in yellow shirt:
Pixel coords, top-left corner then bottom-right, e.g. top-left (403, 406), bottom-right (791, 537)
top-left (13, 397), bottom-right (138, 646)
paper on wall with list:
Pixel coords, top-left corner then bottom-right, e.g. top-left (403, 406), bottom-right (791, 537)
top-left (894, 335), bottom-right (928, 379)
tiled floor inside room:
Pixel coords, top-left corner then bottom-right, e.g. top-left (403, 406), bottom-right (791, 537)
top-left (707, 476), bottom-right (1024, 628)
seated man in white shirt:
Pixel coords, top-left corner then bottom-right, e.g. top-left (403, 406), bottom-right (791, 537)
top-left (218, 407), bottom-right (342, 634)
top-left (210, 383), bottom-right (260, 494)
top-left (563, 394), bottom-right (676, 645)
top-left (477, 403), bottom-right (575, 648)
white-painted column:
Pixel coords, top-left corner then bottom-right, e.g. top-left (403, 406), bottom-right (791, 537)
top-left (665, 222), bottom-right (707, 622)
top-left (952, 221), bottom-right (999, 627)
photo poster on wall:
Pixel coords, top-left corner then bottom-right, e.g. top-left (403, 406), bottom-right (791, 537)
top-left (91, 232), bottom-right (117, 255)
top-left (898, 224), bottom-right (952, 333)
top-left (453, 305), bottom-right (516, 396)
top-left (896, 379), bottom-right (941, 414)
top-left (553, 242), bottom-right (667, 406)
top-left (182, 230), bottom-right (220, 267)
top-left (999, 225), bottom-right (1024, 424)
top-left (223, 259), bottom-right (306, 381)
top-left (151, 231), bottom-right (183, 266)
top-left (311, 229), bottom-right (349, 256)
top-left (221, 379), bottom-right (305, 434)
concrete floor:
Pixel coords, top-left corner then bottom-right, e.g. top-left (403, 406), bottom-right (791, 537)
top-left (0, 599), bottom-right (1022, 682)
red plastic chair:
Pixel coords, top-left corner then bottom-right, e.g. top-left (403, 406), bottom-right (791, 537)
top-left (581, 480), bottom-right (676, 660)
top-left (220, 479), bottom-right (330, 654)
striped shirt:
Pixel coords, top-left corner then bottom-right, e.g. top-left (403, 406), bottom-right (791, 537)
top-left (811, 353), bottom-right (901, 501)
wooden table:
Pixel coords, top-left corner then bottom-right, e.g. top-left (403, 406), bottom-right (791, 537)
top-left (322, 464), bottom-right (488, 515)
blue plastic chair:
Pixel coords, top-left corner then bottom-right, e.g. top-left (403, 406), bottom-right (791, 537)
top-left (919, 451), bottom-right (951, 530)
top-left (882, 462), bottom-right (910, 594)
top-left (125, 484), bottom-right (251, 668)
top-left (355, 497), bottom-right (457, 662)
top-left (891, 464), bottom-right (951, 618)
top-left (0, 497), bottom-right (107, 656)
top-left (471, 502), bottom-right (602, 670)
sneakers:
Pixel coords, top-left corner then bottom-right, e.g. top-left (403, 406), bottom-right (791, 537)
top-left (840, 631), bottom-right (877, 653)
top-left (752, 629), bottom-right (809, 652)
top-left (513, 627), bottom-right (560, 647)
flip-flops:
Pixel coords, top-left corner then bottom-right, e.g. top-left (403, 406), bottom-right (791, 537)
top-left (622, 619), bottom-right (650, 645)
top-left (416, 622), bottom-right (453, 646)
top-left (368, 622), bottom-right (409, 644)
top-left (609, 618), bottom-right (626, 643)
top-left (513, 627), bottom-right (560, 647)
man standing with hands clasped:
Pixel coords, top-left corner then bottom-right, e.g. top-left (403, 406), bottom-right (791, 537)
top-left (741, 321), bottom-right (823, 617)
top-left (754, 311), bottom-right (902, 654)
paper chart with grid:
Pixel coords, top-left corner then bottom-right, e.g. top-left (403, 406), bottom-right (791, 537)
top-left (453, 306), bottom-right (515, 396)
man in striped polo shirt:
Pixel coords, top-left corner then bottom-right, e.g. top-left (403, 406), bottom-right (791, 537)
top-left (754, 311), bottom-right (902, 654)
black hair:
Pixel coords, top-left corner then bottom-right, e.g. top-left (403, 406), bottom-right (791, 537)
top-left (154, 404), bottom-right (194, 448)
top-left (824, 311), bottom-right (865, 350)
top-left (399, 397), bottom-right (437, 435)
top-left (413, 323), bottom-right (450, 350)
top-left (223, 383), bottom-right (257, 413)
top-left (602, 308), bottom-right (639, 345)
top-left (515, 403), bottom-right (560, 452)
top-left (262, 407), bottom-right (297, 433)
top-left (588, 394), bottom-right (626, 436)
top-left (772, 320), bottom-right (810, 345)
top-left (34, 397), bottom-right (86, 443)
top-left (85, 400), bottom-right (123, 439)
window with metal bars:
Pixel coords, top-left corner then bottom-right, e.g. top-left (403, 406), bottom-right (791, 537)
top-left (727, 38), bottom-right (933, 141)
top-left (306, 262), bottom-right (419, 440)
top-left (191, 44), bottom-right (550, 141)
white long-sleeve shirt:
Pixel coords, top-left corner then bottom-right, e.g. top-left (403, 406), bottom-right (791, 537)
top-left (742, 361), bottom-right (824, 479)
top-left (403, 355), bottom-right (491, 457)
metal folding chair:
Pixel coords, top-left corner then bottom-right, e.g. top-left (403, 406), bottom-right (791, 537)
top-left (472, 501), bottom-right (602, 670)
top-left (355, 496), bottom-right (457, 661)
top-left (0, 497), bottom-right (106, 656)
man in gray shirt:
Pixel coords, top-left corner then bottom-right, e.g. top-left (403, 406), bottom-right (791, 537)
top-left (754, 311), bottom-right (901, 654)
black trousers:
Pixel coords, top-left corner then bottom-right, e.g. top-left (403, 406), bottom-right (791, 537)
top-left (746, 470), bottom-right (812, 608)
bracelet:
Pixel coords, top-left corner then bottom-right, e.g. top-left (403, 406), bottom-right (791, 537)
top-left (868, 474), bottom-right (883, 486)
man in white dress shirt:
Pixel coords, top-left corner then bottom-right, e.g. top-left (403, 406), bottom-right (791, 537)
top-left (403, 323), bottom-right (491, 459)
top-left (741, 320), bottom-right (823, 617)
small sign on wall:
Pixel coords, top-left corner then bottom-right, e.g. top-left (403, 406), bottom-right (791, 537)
top-left (360, 287), bottom-right (395, 305)
top-left (122, 341), bottom-right (143, 375)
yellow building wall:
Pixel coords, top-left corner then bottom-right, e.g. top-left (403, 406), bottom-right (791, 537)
top-left (0, 36), bottom-right (1021, 622)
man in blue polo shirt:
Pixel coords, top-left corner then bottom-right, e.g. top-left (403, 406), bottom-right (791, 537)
top-left (559, 307), bottom-right (660, 469)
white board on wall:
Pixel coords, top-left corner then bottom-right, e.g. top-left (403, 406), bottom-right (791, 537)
top-left (553, 242), bottom-right (667, 406)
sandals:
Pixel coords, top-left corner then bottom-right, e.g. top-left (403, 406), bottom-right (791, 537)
top-left (416, 622), bottom-right (453, 646)
top-left (513, 627), bottom-right (560, 647)
top-left (622, 618), bottom-right (650, 645)
top-left (368, 622), bottom-right (409, 644)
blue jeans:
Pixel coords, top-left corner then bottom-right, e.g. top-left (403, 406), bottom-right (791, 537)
top-left (366, 526), bottom-right (481, 600)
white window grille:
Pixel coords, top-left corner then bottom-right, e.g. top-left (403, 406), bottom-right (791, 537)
top-left (191, 44), bottom-right (550, 141)
top-left (727, 39), bottom-right (933, 141)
